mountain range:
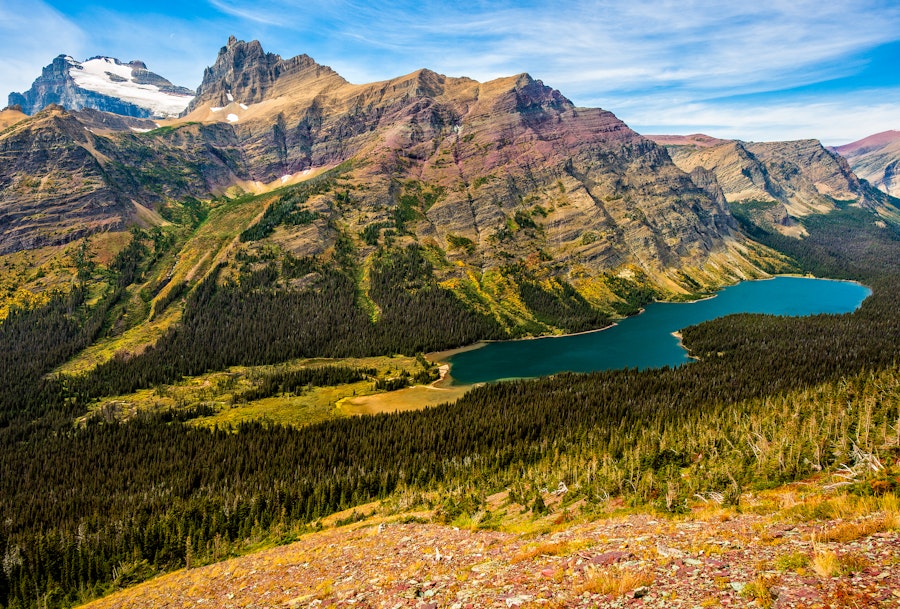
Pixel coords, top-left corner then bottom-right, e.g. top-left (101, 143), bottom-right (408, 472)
top-left (1, 37), bottom-right (898, 335)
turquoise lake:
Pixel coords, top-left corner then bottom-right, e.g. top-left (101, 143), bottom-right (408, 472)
top-left (446, 277), bottom-right (871, 384)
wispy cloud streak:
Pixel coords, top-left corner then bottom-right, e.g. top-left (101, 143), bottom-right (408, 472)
top-left (0, 0), bottom-right (86, 96)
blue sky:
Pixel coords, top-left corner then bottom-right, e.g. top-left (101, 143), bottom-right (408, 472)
top-left (1, 0), bottom-right (898, 144)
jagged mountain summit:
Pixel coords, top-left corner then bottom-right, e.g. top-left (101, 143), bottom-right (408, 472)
top-left (8, 55), bottom-right (194, 119)
top-left (185, 35), bottom-right (345, 113)
top-left (833, 130), bottom-right (900, 198)
top-left (648, 134), bottom-right (897, 236)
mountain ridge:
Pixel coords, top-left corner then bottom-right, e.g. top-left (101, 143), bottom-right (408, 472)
top-left (648, 133), bottom-right (898, 236)
top-left (4, 38), bottom-right (897, 354)
top-left (832, 130), bottom-right (900, 198)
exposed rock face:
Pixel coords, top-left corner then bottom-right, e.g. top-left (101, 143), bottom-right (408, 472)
top-left (885, 161), bottom-right (900, 195)
top-left (833, 131), bottom-right (900, 197)
top-left (70, 108), bottom-right (158, 133)
top-left (9, 55), bottom-right (194, 119)
top-left (0, 105), bottom-right (133, 253)
top-left (0, 106), bottom-right (253, 254)
top-left (180, 40), bottom-right (756, 287)
top-left (745, 140), bottom-right (863, 212)
top-left (687, 167), bottom-right (727, 207)
top-left (185, 36), bottom-right (346, 112)
top-left (651, 135), bottom-right (897, 235)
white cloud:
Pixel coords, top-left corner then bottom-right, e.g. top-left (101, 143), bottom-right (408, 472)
top-left (0, 0), bottom-right (86, 99)
top-left (249, 0), bottom-right (898, 91)
top-left (207, 0), bottom-right (291, 27)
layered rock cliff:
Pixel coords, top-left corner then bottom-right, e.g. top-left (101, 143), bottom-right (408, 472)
top-left (177, 40), bottom-right (762, 289)
top-left (651, 135), bottom-right (898, 235)
top-left (0, 105), bottom-right (135, 253)
top-left (0, 105), bottom-right (252, 254)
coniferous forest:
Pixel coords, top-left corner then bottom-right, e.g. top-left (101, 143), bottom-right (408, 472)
top-left (1, 206), bottom-right (900, 607)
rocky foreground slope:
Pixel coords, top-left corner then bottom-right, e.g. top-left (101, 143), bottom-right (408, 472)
top-left (81, 481), bottom-right (900, 609)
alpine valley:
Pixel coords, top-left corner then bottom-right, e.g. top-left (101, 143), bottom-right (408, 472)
top-left (1, 37), bottom-right (900, 609)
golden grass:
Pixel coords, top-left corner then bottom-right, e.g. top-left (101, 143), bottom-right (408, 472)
top-left (314, 578), bottom-right (334, 598)
top-left (812, 549), bottom-right (839, 577)
top-left (818, 516), bottom-right (891, 543)
top-left (779, 490), bottom-right (900, 525)
top-left (576, 564), bottom-right (653, 596)
top-left (812, 547), bottom-right (871, 578)
top-left (810, 547), bottom-right (870, 578)
top-left (510, 540), bottom-right (588, 564)
top-left (689, 504), bottom-right (740, 522)
top-left (741, 574), bottom-right (779, 608)
top-left (837, 552), bottom-right (871, 575)
top-left (501, 519), bottom-right (556, 538)
top-left (338, 383), bottom-right (471, 415)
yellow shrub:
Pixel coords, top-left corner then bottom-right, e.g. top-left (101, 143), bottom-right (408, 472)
top-left (577, 564), bottom-right (653, 596)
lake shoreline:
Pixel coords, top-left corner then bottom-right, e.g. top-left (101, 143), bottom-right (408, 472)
top-left (435, 275), bottom-right (871, 385)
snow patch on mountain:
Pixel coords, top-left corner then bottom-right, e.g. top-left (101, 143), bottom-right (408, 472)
top-left (68, 57), bottom-right (193, 118)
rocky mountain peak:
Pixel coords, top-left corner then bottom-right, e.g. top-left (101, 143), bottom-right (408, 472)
top-left (9, 54), bottom-right (194, 119)
top-left (510, 73), bottom-right (571, 113)
top-left (412, 68), bottom-right (446, 97)
top-left (186, 37), bottom-right (342, 114)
